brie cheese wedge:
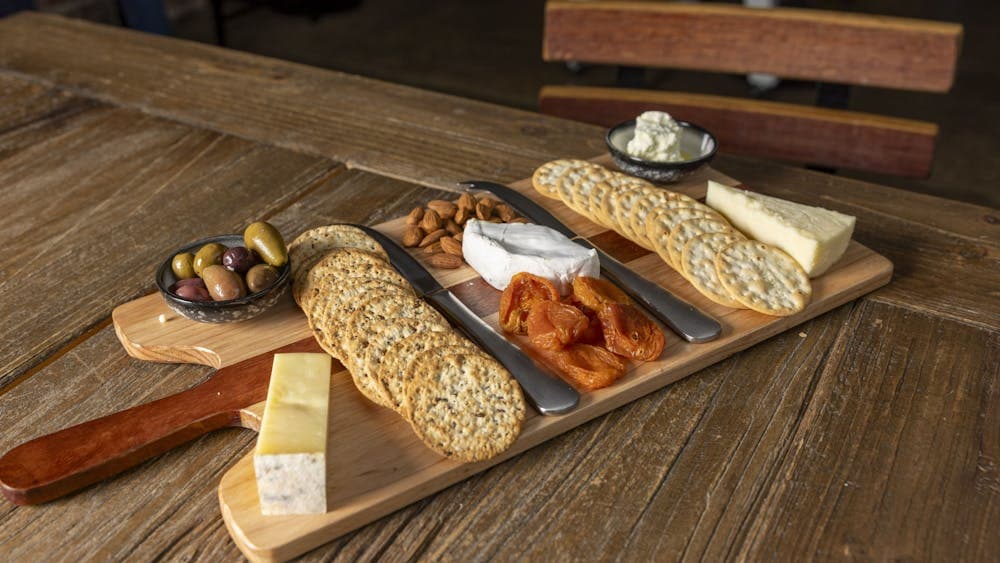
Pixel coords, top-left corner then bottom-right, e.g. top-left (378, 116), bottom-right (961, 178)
top-left (706, 181), bottom-right (855, 277)
top-left (462, 219), bottom-right (599, 294)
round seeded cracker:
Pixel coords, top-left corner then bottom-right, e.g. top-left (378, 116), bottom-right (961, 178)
top-left (289, 225), bottom-right (387, 293)
top-left (307, 279), bottom-right (412, 359)
top-left (362, 318), bottom-right (451, 413)
top-left (715, 240), bottom-right (812, 316)
top-left (404, 351), bottom-right (525, 462)
top-left (378, 329), bottom-right (478, 413)
top-left (340, 296), bottom-right (447, 408)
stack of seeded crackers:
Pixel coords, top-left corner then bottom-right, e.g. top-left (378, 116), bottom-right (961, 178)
top-left (532, 159), bottom-right (811, 316)
top-left (288, 225), bottom-right (526, 462)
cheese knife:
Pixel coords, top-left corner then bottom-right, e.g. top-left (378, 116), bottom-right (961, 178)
top-left (352, 225), bottom-right (580, 416)
top-left (458, 181), bottom-right (722, 343)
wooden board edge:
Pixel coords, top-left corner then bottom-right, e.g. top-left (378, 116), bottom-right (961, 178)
top-left (216, 249), bottom-right (894, 561)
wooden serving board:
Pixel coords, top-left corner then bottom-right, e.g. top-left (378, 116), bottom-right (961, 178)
top-left (112, 164), bottom-right (892, 562)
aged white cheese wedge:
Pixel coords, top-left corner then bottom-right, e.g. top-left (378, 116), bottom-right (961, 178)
top-left (706, 181), bottom-right (856, 277)
top-left (254, 353), bottom-right (332, 516)
top-left (462, 219), bottom-right (599, 295)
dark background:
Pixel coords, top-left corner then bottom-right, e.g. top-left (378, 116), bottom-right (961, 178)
top-left (24, 0), bottom-right (1000, 207)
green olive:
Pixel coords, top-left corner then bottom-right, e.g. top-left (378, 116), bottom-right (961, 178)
top-left (171, 252), bottom-right (196, 279)
top-left (246, 263), bottom-right (279, 293)
top-left (201, 265), bottom-right (247, 301)
top-left (193, 243), bottom-right (227, 277)
top-left (244, 221), bottom-right (287, 267)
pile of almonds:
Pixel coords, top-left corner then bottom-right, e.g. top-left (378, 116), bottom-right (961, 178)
top-left (401, 193), bottom-right (527, 269)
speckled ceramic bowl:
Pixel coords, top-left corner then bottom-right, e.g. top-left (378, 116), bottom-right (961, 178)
top-left (606, 119), bottom-right (717, 183)
top-left (156, 234), bottom-right (290, 323)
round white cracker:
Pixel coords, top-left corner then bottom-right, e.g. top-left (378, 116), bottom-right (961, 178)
top-left (646, 207), bottom-right (726, 268)
top-left (681, 232), bottom-right (745, 308)
top-left (715, 240), bottom-right (812, 316)
top-left (666, 217), bottom-right (733, 268)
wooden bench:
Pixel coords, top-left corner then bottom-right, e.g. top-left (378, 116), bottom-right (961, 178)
top-left (540, 2), bottom-right (963, 178)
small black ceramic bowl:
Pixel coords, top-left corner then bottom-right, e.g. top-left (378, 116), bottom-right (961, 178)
top-left (606, 119), bottom-right (717, 183)
top-left (156, 234), bottom-right (290, 323)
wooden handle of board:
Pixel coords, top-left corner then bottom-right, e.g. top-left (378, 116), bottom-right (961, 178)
top-left (0, 370), bottom-right (250, 505)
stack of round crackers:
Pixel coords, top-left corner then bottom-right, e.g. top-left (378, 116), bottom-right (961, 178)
top-left (532, 159), bottom-right (811, 316)
top-left (288, 225), bottom-right (526, 462)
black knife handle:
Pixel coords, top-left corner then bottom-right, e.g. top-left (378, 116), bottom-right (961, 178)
top-left (577, 241), bottom-right (723, 343)
top-left (427, 291), bottom-right (579, 416)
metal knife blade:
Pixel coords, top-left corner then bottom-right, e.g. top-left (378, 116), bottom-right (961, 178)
top-left (458, 181), bottom-right (722, 343)
top-left (352, 225), bottom-right (579, 415)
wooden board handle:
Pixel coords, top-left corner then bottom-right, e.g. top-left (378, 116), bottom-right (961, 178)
top-left (0, 374), bottom-right (245, 505)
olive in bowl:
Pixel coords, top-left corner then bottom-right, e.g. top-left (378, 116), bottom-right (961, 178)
top-left (156, 234), bottom-right (290, 323)
top-left (606, 119), bottom-right (717, 183)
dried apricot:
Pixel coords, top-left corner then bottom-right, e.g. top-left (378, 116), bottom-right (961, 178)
top-left (597, 303), bottom-right (665, 361)
top-left (499, 272), bottom-right (559, 334)
top-left (535, 344), bottom-right (628, 390)
top-left (526, 300), bottom-right (589, 350)
top-left (571, 276), bottom-right (630, 311)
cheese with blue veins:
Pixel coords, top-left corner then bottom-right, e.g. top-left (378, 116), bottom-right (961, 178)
top-left (253, 353), bottom-right (331, 516)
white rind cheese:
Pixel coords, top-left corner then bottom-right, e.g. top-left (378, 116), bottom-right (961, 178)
top-left (462, 219), bottom-right (599, 295)
top-left (706, 181), bottom-right (856, 277)
top-left (626, 111), bottom-right (682, 162)
top-left (254, 353), bottom-right (331, 516)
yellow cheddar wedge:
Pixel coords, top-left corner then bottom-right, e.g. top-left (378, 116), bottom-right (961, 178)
top-left (706, 181), bottom-right (855, 277)
top-left (253, 353), bottom-right (331, 515)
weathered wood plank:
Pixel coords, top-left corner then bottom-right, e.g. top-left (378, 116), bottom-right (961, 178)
top-left (0, 104), bottom-right (337, 391)
top-left (544, 1), bottom-right (962, 92)
top-left (0, 73), bottom-right (85, 134)
top-left (736, 301), bottom-right (998, 561)
top-left (714, 155), bottom-right (1000, 331)
top-left (540, 86), bottom-right (938, 177)
top-left (0, 170), bottom-right (447, 560)
top-left (0, 13), bottom-right (605, 192)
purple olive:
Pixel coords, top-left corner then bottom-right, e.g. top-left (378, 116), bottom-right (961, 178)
top-left (174, 284), bottom-right (211, 301)
top-left (222, 246), bottom-right (259, 274)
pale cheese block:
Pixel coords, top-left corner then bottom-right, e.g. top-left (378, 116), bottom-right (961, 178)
top-left (705, 181), bottom-right (855, 277)
top-left (254, 353), bottom-right (332, 515)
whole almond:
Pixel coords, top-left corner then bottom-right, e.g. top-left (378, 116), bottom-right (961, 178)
top-left (406, 206), bottom-right (424, 225)
top-left (427, 200), bottom-right (457, 220)
top-left (427, 252), bottom-right (463, 269)
top-left (445, 219), bottom-right (462, 235)
top-left (420, 208), bottom-right (442, 232)
top-left (476, 199), bottom-right (495, 221)
top-left (423, 241), bottom-right (443, 254)
top-left (402, 225), bottom-right (424, 247)
top-left (418, 228), bottom-right (447, 247)
top-left (496, 203), bottom-right (516, 222)
top-left (457, 193), bottom-right (476, 211)
top-left (440, 236), bottom-right (463, 256)
top-left (454, 232), bottom-right (463, 242)
top-left (455, 206), bottom-right (470, 225)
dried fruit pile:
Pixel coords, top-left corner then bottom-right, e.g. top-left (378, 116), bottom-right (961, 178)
top-left (400, 193), bottom-right (528, 269)
top-left (499, 273), bottom-right (666, 390)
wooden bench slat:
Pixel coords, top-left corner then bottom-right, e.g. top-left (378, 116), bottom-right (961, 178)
top-left (544, 1), bottom-right (962, 92)
top-left (540, 85), bottom-right (938, 177)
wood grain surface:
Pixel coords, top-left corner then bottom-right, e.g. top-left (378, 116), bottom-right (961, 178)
top-left (539, 86), bottom-right (939, 177)
top-left (543, 1), bottom-right (962, 92)
top-left (0, 13), bottom-right (995, 562)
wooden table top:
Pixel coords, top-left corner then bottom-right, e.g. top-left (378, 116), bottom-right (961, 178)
top-left (0, 12), bottom-right (996, 562)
